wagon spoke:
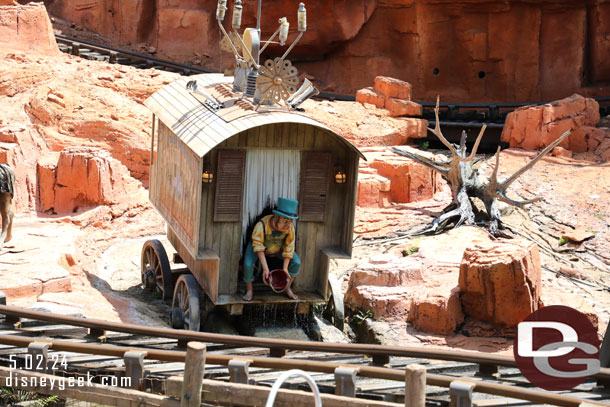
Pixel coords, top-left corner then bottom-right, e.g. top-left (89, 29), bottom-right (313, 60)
top-left (145, 250), bottom-right (153, 268)
top-left (180, 285), bottom-right (189, 309)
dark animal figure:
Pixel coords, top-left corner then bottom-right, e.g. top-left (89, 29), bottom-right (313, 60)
top-left (0, 163), bottom-right (15, 249)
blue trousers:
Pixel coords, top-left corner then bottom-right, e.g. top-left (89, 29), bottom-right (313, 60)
top-left (243, 242), bottom-right (301, 283)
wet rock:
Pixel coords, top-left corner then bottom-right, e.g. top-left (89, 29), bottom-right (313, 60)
top-left (254, 327), bottom-right (310, 341)
top-left (202, 311), bottom-right (239, 335)
top-left (459, 239), bottom-right (542, 328)
top-left (356, 318), bottom-right (403, 346)
top-left (308, 316), bottom-right (349, 343)
top-left (460, 318), bottom-right (516, 338)
top-left (28, 301), bottom-right (85, 318)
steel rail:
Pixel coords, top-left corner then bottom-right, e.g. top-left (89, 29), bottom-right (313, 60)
top-left (55, 34), bottom-right (214, 74)
top-left (1, 305), bottom-right (609, 383)
top-left (0, 334), bottom-right (605, 407)
top-left (0, 305), bottom-right (510, 365)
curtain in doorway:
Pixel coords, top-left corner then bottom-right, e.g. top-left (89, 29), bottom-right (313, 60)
top-left (241, 149), bottom-right (300, 252)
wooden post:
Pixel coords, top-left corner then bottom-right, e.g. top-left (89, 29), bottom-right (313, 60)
top-left (181, 342), bottom-right (206, 407)
top-left (405, 364), bottom-right (426, 407)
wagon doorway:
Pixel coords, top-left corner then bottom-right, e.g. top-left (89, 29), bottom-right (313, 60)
top-left (241, 149), bottom-right (301, 260)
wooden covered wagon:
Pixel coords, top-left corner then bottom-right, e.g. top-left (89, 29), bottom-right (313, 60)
top-left (141, 73), bottom-right (363, 331)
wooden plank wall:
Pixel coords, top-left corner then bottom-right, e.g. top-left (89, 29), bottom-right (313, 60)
top-left (151, 122), bottom-right (202, 258)
top-left (200, 123), bottom-right (358, 296)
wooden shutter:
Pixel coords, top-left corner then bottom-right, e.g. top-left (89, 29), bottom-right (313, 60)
top-left (214, 150), bottom-right (245, 222)
top-left (299, 152), bottom-right (331, 222)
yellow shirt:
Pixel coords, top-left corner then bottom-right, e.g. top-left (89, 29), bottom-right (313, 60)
top-left (251, 215), bottom-right (295, 258)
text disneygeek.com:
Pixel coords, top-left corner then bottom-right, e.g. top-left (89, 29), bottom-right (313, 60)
top-left (3, 354), bottom-right (132, 390)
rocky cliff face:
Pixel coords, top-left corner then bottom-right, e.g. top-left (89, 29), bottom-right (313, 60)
top-left (45, 0), bottom-right (610, 102)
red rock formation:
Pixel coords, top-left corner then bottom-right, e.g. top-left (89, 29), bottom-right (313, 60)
top-left (344, 254), bottom-right (424, 321)
top-left (501, 94), bottom-right (607, 153)
top-left (46, 1), bottom-right (610, 101)
top-left (357, 147), bottom-right (441, 207)
top-left (0, 3), bottom-right (59, 57)
top-left (38, 147), bottom-right (141, 214)
top-left (357, 76), bottom-right (422, 117)
top-left (346, 228), bottom-right (487, 333)
top-left (459, 239), bottom-right (542, 328)
top-left (408, 288), bottom-right (464, 335)
top-left (301, 100), bottom-right (428, 147)
top-left (0, 3), bottom-right (176, 212)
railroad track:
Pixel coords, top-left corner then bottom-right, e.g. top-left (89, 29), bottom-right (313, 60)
top-left (0, 304), bottom-right (608, 406)
top-left (54, 34), bottom-right (610, 129)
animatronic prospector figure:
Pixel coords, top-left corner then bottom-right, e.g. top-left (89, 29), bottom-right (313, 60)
top-left (242, 198), bottom-right (301, 301)
top-left (0, 164), bottom-right (15, 249)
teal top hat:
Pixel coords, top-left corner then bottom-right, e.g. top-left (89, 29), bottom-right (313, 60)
top-left (273, 197), bottom-right (299, 219)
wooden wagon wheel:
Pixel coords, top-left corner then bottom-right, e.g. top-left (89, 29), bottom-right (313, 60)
top-left (170, 274), bottom-right (201, 331)
top-left (323, 274), bottom-right (345, 331)
top-left (141, 239), bottom-right (173, 301)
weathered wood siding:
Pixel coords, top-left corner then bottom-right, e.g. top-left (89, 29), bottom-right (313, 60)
top-left (151, 121), bottom-right (202, 258)
top-left (199, 123), bottom-right (358, 296)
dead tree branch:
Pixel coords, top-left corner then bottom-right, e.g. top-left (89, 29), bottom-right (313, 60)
top-left (391, 98), bottom-right (571, 237)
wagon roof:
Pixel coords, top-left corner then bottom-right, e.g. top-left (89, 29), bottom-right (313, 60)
top-left (144, 73), bottom-right (364, 159)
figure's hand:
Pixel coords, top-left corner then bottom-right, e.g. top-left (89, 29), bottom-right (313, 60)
top-left (262, 267), bottom-right (270, 286)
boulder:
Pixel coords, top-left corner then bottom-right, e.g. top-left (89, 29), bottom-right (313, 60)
top-left (357, 77), bottom-right (421, 118)
top-left (345, 227), bottom-right (488, 330)
top-left (385, 98), bottom-right (423, 117)
top-left (344, 254), bottom-right (424, 321)
top-left (41, 147), bottom-right (141, 214)
top-left (357, 147), bottom-right (441, 207)
top-left (408, 287), bottom-right (464, 335)
top-left (551, 146), bottom-right (572, 158)
top-left (501, 94), bottom-right (601, 153)
top-left (356, 87), bottom-right (385, 109)
top-left (356, 173), bottom-right (391, 208)
top-left (0, 3), bottom-right (60, 57)
top-left (459, 239), bottom-right (542, 328)
top-left (374, 76), bottom-right (413, 101)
